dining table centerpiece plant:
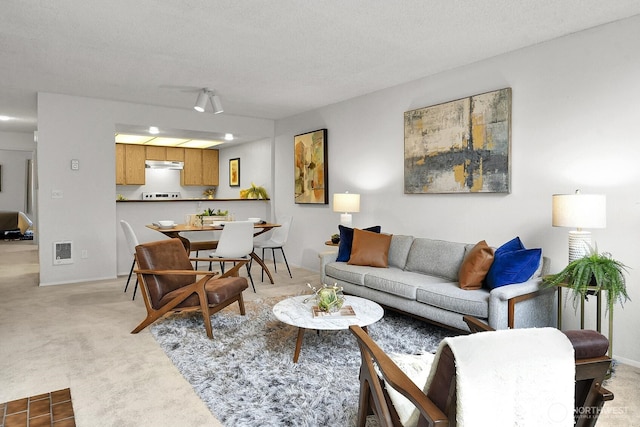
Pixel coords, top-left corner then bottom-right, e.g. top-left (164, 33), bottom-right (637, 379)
top-left (542, 244), bottom-right (630, 312)
top-left (304, 283), bottom-right (345, 312)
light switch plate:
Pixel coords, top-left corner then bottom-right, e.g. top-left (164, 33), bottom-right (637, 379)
top-left (71, 159), bottom-right (79, 170)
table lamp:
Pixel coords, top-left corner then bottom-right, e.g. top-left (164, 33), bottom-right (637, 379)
top-left (333, 192), bottom-right (360, 227)
top-left (552, 190), bottom-right (606, 262)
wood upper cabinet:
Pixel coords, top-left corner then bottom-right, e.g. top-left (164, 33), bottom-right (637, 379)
top-left (145, 145), bottom-right (166, 160)
top-left (166, 147), bottom-right (185, 161)
top-left (116, 143), bottom-right (215, 186)
top-left (202, 149), bottom-right (219, 186)
top-left (115, 144), bottom-right (126, 185)
top-left (181, 148), bottom-right (203, 186)
top-left (116, 143), bottom-right (145, 185)
top-left (181, 148), bottom-right (219, 186)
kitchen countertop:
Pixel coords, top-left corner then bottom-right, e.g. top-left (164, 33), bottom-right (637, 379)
top-left (116, 198), bottom-right (270, 202)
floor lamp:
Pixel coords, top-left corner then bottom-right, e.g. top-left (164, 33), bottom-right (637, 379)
top-left (333, 192), bottom-right (360, 227)
top-left (552, 190), bottom-right (606, 262)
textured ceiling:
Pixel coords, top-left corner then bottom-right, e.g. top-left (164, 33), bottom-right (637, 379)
top-left (1, 0), bottom-right (640, 135)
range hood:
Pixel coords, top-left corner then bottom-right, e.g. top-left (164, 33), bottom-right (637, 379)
top-left (145, 160), bottom-right (184, 170)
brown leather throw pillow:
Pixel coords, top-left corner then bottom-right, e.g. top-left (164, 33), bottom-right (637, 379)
top-left (458, 240), bottom-right (494, 290)
top-left (348, 228), bottom-right (392, 268)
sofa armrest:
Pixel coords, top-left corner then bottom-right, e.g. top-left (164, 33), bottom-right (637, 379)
top-left (488, 279), bottom-right (556, 330)
top-left (319, 250), bottom-right (338, 269)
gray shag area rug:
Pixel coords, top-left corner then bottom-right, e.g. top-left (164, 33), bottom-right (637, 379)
top-left (150, 297), bottom-right (455, 427)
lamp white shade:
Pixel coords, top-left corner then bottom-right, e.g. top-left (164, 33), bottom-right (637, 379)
top-left (552, 192), bottom-right (606, 262)
top-left (552, 193), bottom-right (606, 229)
top-left (333, 192), bottom-right (360, 227)
top-left (333, 193), bottom-right (360, 214)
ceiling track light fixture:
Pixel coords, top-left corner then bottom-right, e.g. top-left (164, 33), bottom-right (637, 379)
top-left (194, 88), bottom-right (224, 114)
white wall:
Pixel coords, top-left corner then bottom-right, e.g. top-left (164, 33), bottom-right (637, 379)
top-left (273, 16), bottom-right (640, 364)
top-left (37, 93), bottom-right (273, 286)
top-left (216, 138), bottom-right (273, 200)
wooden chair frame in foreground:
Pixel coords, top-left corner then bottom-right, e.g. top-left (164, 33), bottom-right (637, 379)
top-left (350, 317), bottom-right (614, 427)
top-left (132, 239), bottom-right (249, 339)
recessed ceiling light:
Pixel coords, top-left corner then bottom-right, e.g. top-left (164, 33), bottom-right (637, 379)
top-left (149, 126), bottom-right (159, 134)
top-left (0, 115), bottom-right (11, 121)
top-left (225, 133), bottom-right (234, 141)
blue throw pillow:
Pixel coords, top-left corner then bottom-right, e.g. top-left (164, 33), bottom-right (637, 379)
top-left (336, 225), bottom-right (381, 262)
top-left (485, 237), bottom-right (542, 289)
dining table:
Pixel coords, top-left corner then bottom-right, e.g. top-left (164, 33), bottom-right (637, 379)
top-left (146, 222), bottom-right (281, 284)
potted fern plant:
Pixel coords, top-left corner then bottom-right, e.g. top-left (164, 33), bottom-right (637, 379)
top-left (542, 244), bottom-right (630, 312)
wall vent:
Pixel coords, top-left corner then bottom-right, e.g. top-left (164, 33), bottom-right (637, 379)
top-left (53, 241), bottom-right (73, 265)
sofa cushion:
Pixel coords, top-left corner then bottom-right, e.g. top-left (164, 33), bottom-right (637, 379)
top-left (416, 282), bottom-right (489, 318)
top-left (404, 238), bottom-right (467, 281)
top-left (485, 237), bottom-right (542, 289)
top-left (363, 269), bottom-right (448, 300)
top-left (348, 229), bottom-right (392, 267)
top-left (324, 262), bottom-right (370, 286)
top-left (388, 235), bottom-right (414, 269)
top-left (336, 225), bottom-right (381, 262)
top-left (458, 240), bottom-right (494, 290)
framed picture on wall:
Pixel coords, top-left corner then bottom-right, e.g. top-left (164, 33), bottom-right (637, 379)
top-left (294, 129), bottom-right (328, 204)
top-left (404, 87), bottom-right (511, 194)
top-left (229, 158), bottom-right (240, 187)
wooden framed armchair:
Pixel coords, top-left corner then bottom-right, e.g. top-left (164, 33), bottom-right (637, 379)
top-left (350, 319), bottom-right (613, 427)
top-left (131, 238), bottom-right (249, 339)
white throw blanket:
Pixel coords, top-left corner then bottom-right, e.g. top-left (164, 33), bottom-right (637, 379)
top-left (387, 328), bottom-right (575, 427)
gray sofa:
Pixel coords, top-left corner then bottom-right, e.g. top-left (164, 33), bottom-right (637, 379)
top-left (320, 235), bottom-right (555, 332)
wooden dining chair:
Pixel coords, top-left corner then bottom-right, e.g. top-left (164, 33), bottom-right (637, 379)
top-left (132, 238), bottom-right (249, 338)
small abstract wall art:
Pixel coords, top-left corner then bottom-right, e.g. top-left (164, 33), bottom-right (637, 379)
top-left (229, 158), bottom-right (240, 186)
top-left (294, 129), bottom-right (328, 204)
top-left (404, 88), bottom-right (511, 194)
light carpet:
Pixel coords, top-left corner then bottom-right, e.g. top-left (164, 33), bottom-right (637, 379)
top-left (150, 297), bottom-right (454, 426)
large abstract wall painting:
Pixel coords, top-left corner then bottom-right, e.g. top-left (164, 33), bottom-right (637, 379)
top-left (404, 88), bottom-right (511, 194)
top-left (294, 129), bottom-right (328, 204)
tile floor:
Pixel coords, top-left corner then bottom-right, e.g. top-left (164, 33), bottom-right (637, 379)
top-left (0, 389), bottom-right (75, 427)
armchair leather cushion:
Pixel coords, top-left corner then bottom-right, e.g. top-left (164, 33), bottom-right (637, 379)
top-left (485, 237), bottom-right (541, 289)
top-left (158, 276), bottom-right (248, 308)
top-left (336, 225), bottom-right (381, 262)
top-left (348, 229), bottom-right (392, 268)
top-left (458, 240), bottom-right (494, 290)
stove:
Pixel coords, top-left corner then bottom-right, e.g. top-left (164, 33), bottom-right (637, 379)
top-left (142, 192), bottom-right (181, 200)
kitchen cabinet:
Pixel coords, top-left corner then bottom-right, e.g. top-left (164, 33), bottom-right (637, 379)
top-left (166, 147), bottom-right (184, 161)
top-left (116, 143), bottom-right (145, 185)
top-left (116, 143), bottom-right (215, 186)
top-left (181, 148), bottom-right (219, 186)
top-left (182, 148), bottom-right (203, 186)
top-left (145, 145), bottom-right (166, 160)
top-left (202, 149), bottom-right (219, 186)
top-left (145, 146), bottom-right (185, 161)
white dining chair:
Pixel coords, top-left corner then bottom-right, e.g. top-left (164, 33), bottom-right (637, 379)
top-left (120, 220), bottom-right (140, 300)
top-left (253, 215), bottom-right (293, 281)
top-left (208, 221), bottom-right (256, 292)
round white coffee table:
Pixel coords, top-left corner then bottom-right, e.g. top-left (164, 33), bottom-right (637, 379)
top-left (273, 295), bottom-right (384, 362)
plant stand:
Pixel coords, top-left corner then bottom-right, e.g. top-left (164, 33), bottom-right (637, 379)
top-left (556, 284), bottom-right (613, 359)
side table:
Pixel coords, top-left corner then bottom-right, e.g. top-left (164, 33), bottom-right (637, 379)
top-left (556, 284), bottom-right (613, 358)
